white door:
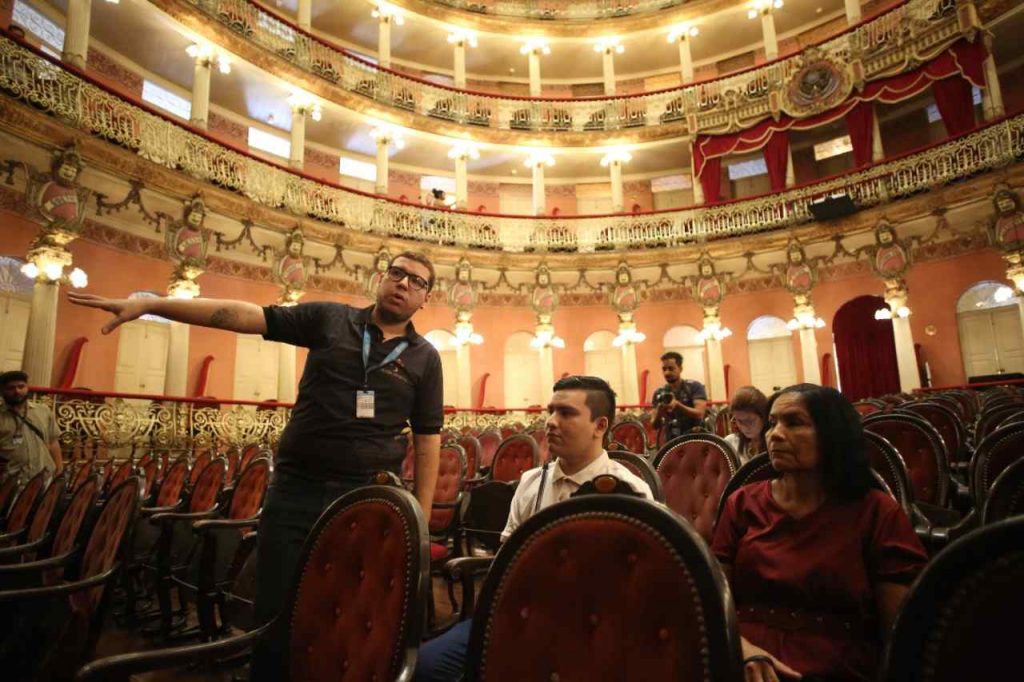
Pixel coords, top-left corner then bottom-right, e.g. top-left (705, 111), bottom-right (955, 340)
top-left (748, 337), bottom-right (798, 395)
top-left (114, 320), bottom-right (170, 394)
top-left (584, 331), bottom-right (624, 399)
top-left (0, 295), bottom-right (31, 372)
top-left (234, 336), bottom-right (281, 401)
top-left (992, 306), bottom-right (1024, 374)
top-left (504, 332), bottom-right (541, 408)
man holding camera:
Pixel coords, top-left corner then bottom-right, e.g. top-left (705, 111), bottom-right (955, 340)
top-left (652, 351), bottom-right (708, 443)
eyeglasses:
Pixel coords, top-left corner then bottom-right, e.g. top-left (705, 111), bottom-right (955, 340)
top-left (386, 266), bottom-right (430, 292)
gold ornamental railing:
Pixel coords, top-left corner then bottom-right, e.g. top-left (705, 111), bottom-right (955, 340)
top-left (415, 0), bottom-right (686, 21)
top-left (183, 0), bottom-right (962, 135)
top-left (2, 33), bottom-right (1023, 253)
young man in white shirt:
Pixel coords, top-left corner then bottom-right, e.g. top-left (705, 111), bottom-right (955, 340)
top-left (415, 375), bottom-right (653, 682)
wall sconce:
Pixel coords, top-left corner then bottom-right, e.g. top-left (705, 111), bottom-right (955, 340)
top-left (287, 90), bottom-right (322, 121)
top-left (593, 38), bottom-right (625, 54)
top-left (21, 261), bottom-right (88, 288)
top-left (186, 43), bottom-right (231, 74)
top-left (748, 0), bottom-right (783, 19)
top-left (612, 328), bottom-right (646, 347)
top-left (370, 124), bottom-right (406, 149)
top-left (600, 149), bottom-right (632, 167)
top-left (519, 39), bottom-right (551, 56)
top-left (697, 322), bottom-right (732, 342)
top-left (372, 2), bottom-right (405, 25)
top-left (524, 151), bottom-right (555, 168)
top-left (667, 25), bottom-right (699, 42)
top-left (874, 306), bottom-right (911, 321)
top-left (453, 324), bottom-right (483, 346)
top-left (531, 328), bottom-right (565, 349)
top-left (446, 29), bottom-right (478, 48)
top-left (168, 280), bottom-right (199, 300)
top-left (786, 312), bottom-right (825, 330)
top-left (448, 142), bottom-right (480, 160)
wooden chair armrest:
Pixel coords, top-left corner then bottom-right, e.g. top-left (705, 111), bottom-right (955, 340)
top-left (0, 563), bottom-right (118, 603)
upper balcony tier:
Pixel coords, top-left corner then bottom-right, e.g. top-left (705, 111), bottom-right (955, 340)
top-left (2, 33), bottom-right (1020, 256)
top-left (145, 0), bottom-right (972, 143)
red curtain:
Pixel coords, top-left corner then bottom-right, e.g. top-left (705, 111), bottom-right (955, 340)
top-left (845, 101), bottom-right (875, 168)
top-left (763, 130), bottom-right (790, 191)
top-left (699, 156), bottom-right (722, 204)
top-left (832, 295), bottom-right (901, 401)
top-left (932, 74), bottom-right (977, 137)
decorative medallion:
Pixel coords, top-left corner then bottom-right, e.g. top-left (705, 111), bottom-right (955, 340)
top-left (780, 48), bottom-right (853, 118)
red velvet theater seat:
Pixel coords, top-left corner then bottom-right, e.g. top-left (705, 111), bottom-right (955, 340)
top-left (863, 412), bottom-right (950, 507)
top-left (609, 419), bottom-right (648, 455)
top-left (77, 485), bottom-right (430, 682)
top-left (653, 434), bottom-right (739, 543)
top-left (464, 492), bottom-right (743, 682)
top-left (970, 420), bottom-right (1024, 507)
top-left (489, 434), bottom-right (539, 483)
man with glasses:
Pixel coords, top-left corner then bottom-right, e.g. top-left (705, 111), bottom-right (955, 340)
top-left (69, 251), bottom-right (443, 681)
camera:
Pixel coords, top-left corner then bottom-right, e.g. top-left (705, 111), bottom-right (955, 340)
top-left (654, 389), bottom-right (674, 406)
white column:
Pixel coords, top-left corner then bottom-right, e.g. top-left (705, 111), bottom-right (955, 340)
top-left (785, 146), bottom-right (796, 188)
top-left (455, 343), bottom-right (472, 408)
top-left (289, 106), bottom-right (306, 169)
top-left (872, 111), bottom-right (885, 163)
top-left (528, 51), bottom-right (542, 97)
top-left (705, 338), bottom-right (726, 401)
top-left (691, 144), bottom-right (705, 205)
top-left (531, 162), bottom-right (546, 215)
top-left (378, 16), bottom-right (392, 69)
top-left (761, 11), bottom-right (779, 61)
top-left (982, 46), bottom-right (1005, 121)
top-left (601, 48), bottom-right (616, 96)
top-left (675, 34), bottom-right (695, 83)
top-left (190, 58), bottom-right (212, 130)
top-left (452, 40), bottom-right (468, 89)
top-left (890, 316), bottom-right (921, 392)
top-left (609, 160), bottom-right (624, 213)
top-left (22, 281), bottom-right (60, 386)
top-left (62, 0), bottom-right (92, 69)
top-left (297, 0), bottom-right (312, 30)
top-left (538, 346), bottom-right (555, 396)
top-left (798, 328), bottom-right (822, 384)
top-left (277, 343), bottom-right (297, 403)
top-left (844, 0), bottom-right (862, 25)
top-left (164, 321), bottom-right (190, 396)
top-left (375, 137), bottom-right (390, 194)
top-left (453, 155), bottom-right (468, 210)
top-left (620, 342), bottom-right (640, 405)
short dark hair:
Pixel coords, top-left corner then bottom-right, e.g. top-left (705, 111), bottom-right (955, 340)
top-left (0, 370), bottom-right (29, 386)
top-left (389, 251), bottom-right (436, 291)
top-left (768, 384), bottom-right (874, 499)
top-left (552, 375), bottom-right (616, 424)
top-left (660, 351), bottom-right (683, 366)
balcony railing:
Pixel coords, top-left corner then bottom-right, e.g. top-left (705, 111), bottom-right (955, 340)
top-left (181, 0), bottom-right (963, 135)
top-left (1, 33), bottom-right (1021, 253)
top-left (413, 0), bottom-right (687, 21)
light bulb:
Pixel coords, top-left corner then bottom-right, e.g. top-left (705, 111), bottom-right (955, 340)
top-left (20, 262), bottom-right (38, 279)
top-left (68, 268), bottom-right (88, 289)
top-left (43, 262), bottom-right (63, 280)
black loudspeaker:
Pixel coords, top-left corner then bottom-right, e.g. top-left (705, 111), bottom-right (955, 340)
top-left (809, 193), bottom-right (858, 221)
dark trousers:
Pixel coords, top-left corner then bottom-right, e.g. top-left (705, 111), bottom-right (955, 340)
top-left (413, 619), bottom-right (473, 682)
top-left (250, 469), bottom-right (366, 682)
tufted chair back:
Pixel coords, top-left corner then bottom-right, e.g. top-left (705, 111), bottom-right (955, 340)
top-left (880, 516), bottom-right (1024, 682)
top-left (3, 470), bottom-right (45, 536)
top-left (853, 400), bottom-right (885, 417)
top-left (0, 476), bottom-right (16, 518)
top-left (228, 458), bottom-right (271, 520)
top-left (138, 454), bottom-right (159, 500)
top-left (900, 401), bottom-right (967, 468)
top-left (863, 413), bottom-right (949, 507)
top-left (285, 486), bottom-right (429, 682)
top-left (456, 434), bottom-right (482, 479)
top-left (105, 459), bottom-right (134, 495)
top-left (25, 473), bottom-right (65, 545)
top-left (863, 432), bottom-right (916, 517)
top-left (70, 459), bottom-right (94, 492)
top-left (155, 457), bottom-right (189, 508)
top-left (224, 448), bottom-right (240, 482)
top-left (609, 420), bottom-right (647, 455)
top-left (970, 421), bottom-right (1024, 506)
top-left (981, 458), bottom-right (1024, 525)
top-left (460, 481), bottom-right (516, 555)
top-left (489, 434), bottom-right (540, 483)
top-left (464, 494), bottom-right (743, 682)
top-left (929, 393), bottom-right (967, 421)
top-left (239, 443), bottom-right (264, 472)
top-left (653, 434), bottom-right (739, 543)
top-left (712, 407), bottom-right (732, 437)
top-left (478, 429), bottom-right (502, 470)
top-left (189, 450), bottom-right (214, 487)
top-left (188, 457), bottom-right (226, 513)
top-left (430, 444), bottom-right (466, 533)
top-left (75, 477), bottom-right (140, 611)
top-left (974, 404), bottom-right (1024, 443)
top-left (608, 450), bottom-right (664, 502)
top-left (714, 454), bottom-right (777, 528)
top-left (49, 475), bottom-right (99, 569)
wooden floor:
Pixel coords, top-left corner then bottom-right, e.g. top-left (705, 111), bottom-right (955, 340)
top-left (91, 577), bottom-right (463, 681)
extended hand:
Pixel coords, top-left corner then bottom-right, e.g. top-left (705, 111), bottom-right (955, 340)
top-left (741, 639), bottom-right (801, 682)
top-left (67, 292), bottom-right (148, 334)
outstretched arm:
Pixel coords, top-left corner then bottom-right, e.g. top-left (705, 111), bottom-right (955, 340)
top-left (67, 292), bottom-right (268, 335)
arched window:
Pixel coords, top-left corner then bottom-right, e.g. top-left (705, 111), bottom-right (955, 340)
top-left (0, 256), bottom-right (33, 372)
top-left (956, 281), bottom-right (1024, 379)
top-left (583, 330), bottom-right (624, 399)
top-left (746, 315), bottom-right (796, 395)
top-left (424, 329), bottom-right (459, 408)
top-left (660, 325), bottom-right (707, 392)
top-left (504, 331), bottom-right (542, 408)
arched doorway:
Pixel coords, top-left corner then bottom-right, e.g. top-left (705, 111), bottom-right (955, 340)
top-left (583, 330), bottom-right (624, 399)
top-left (0, 256), bottom-right (33, 372)
top-left (833, 295), bottom-right (900, 400)
top-left (424, 329), bottom-right (459, 407)
top-left (746, 315), bottom-right (797, 395)
top-left (504, 331), bottom-right (542, 408)
top-left (662, 325), bottom-right (707, 392)
top-left (956, 281), bottom-right (1024, 379)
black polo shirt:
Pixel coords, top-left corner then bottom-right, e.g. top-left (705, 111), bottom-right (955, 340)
top-left (263, 302), bottom-right (444, 479)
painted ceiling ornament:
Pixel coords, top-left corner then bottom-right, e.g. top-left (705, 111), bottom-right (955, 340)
top-left (448, 257), bottom-right (478, 323)
top-left (365, 246), bottom-right (391, 299)
top-left (782, 239), bottom-right (817, 307)
top-left (780, 47), bottom-right (853, 118)
top-left (990, 186), bottom-right (1024, 254)
top-left (692, 254), bottom-right (724, 317)
top-left (609, 261), bottom-right (642, 323)
top-left (166, 194), bottom-right (210, 285)
top-left (26, 144), bottom-right (91, 248)
top-left (870, 219), bottom-right (911, 282)
top-left (274, 226), bottom-right (308, 304)
top-left (530, 263), bottom-right (560, 325)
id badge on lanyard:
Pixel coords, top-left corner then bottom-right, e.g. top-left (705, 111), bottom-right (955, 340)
top-left (358, 326), bottom-right (408, 419)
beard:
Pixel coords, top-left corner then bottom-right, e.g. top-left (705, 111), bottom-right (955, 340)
top-left (3, 394), bottom-right (27, 406)
top-left (375, 299), bottom-right (414, 325)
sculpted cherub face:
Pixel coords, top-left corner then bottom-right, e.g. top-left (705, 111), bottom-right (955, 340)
top-left (186, 205), bottom-right (204, 228)
top-left (457, 264), bottom-right (470, 283)
top-left (56, 160), bottom-right (80, 184)
top-left (996, 191), bottom-right (1018, 215)
top-left (789, 247), bottom-right (803, 264)
top-left (538, 269), bottom-right (550, 286)
top-left (287, 235), bottom-right (303, 257)
top-left (617, 267), bottom-right (630, 284)
top-left (879, 228), bottom-right (894, 245)
top-left (700, 261), bottom-right (713, 277)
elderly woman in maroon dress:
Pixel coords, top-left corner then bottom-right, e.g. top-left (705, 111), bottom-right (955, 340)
top-left (712, 384), bottom-right (927, 682)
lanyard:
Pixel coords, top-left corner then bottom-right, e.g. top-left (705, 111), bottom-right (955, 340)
top-left (362, 326), bottom-right (409, 387)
